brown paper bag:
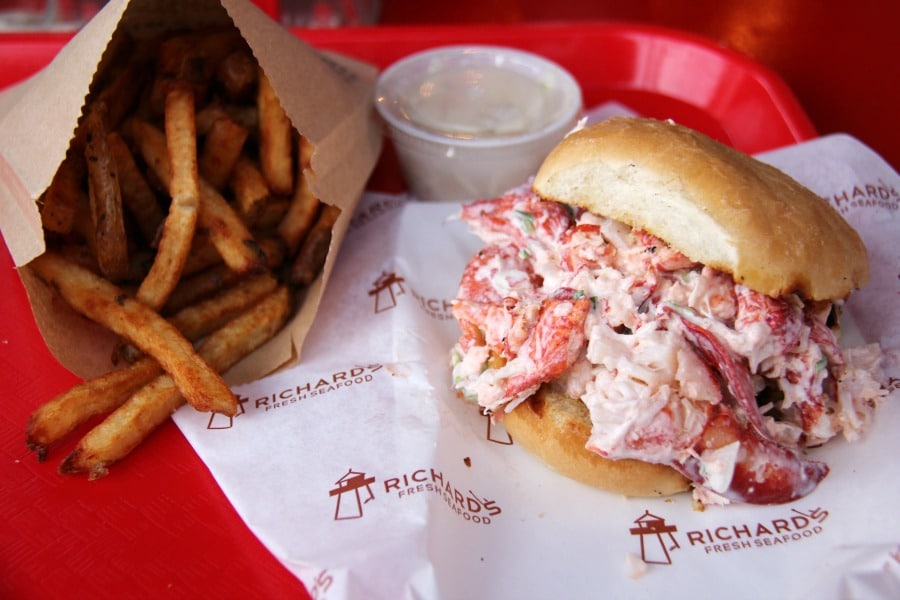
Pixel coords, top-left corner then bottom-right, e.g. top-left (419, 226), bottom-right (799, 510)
top-left (0, 0), bottom-right (383, 383)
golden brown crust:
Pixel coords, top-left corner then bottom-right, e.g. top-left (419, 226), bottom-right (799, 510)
top-left (533, 117), bottom-right (869, 300)
top-left (502, 386), bottom-right (690, 497)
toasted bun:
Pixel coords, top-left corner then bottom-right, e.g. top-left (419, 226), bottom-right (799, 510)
top-left (533, 117), bottom-right (869, 300)
top-left (503, 386), bottom-right (690, 497)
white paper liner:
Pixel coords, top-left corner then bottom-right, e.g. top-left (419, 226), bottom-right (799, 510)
top-left (173, 108), bottom-right (900, 599)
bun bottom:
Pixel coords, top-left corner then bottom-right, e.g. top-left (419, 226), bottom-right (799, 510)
top-left (502, 386), bottom-right (690, 497)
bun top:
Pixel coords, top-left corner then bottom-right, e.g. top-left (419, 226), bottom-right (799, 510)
top-left (533, 117), bottom-right (869, 300)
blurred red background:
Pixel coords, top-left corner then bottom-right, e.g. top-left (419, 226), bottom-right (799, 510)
top-left (378, 0), bottom-right (899, 169)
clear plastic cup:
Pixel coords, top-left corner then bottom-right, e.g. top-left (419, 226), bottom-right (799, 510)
top-left (375, 45), bottom-right (583, 201)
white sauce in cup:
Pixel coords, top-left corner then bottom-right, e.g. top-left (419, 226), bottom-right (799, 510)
top-left (375, 46), bottom-right (583, 201)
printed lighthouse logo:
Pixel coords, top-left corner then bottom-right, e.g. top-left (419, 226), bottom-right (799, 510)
top-left (206, 395), bottom-right (248, 430)
top-left (369, 271), bottom-right (406, 313)
top-left (630, 510), bottom-right (680, 565)
top-left (485, 413), bottom-right (513, 445)
top-left (330, 468), bottom-right (376, 520)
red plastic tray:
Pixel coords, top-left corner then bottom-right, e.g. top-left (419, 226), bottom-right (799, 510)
top-left (0, 22), bottom-right (816, 598)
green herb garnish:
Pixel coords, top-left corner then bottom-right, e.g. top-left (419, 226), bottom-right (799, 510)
top-left (515, 210), bottom-right (536, 233)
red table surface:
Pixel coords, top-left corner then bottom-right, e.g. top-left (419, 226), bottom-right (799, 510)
top-left (1, 22), bottom-right (817, 599)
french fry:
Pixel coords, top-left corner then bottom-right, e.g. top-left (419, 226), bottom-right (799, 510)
top-left (230, 155), bottom-right (270, 223)
top-left (162, 262), bottom-right (238, 314)
top-left (55, 242), bottom-right (99, 273)
top-left (215, 50), bottom-right (258, 101)
top-left (197, 285), bottom-right (293, 375)
top-left (195, 102), bottom-right (258, 136)
top-left (71, 191), bottom-right (97, 256)
top-left (84, 102), bottom-right (130, 282)
top-left (28, 252), bottom-right (237, 416)
top-left (28, 272), bottom-right (278, 457)
top-left (61, 372), bottom-right (182, 478)
top-left (251, 196), bottom-right (290, 231)
top-left (116, 268), bottom-right (277, 365)
top-left (163, 236), bottom-right (286, 312)
top-left (67, 45), bottom-right (147, 155)
top-left (180, 231), bottom-right (222, 276)
top-left (199, 113), bottom-right (248, 190)
top-left (278, 134), bottom-right (319, 253)
top-left (149, 39), bottom-right (210, 114)
top-left (106, 132), bottom-right (164, 245)
top-left (135, 84), bottom-right (200, 310)
top-left (114, 270), bottom-right (279, 364)
top-left (195, 102), bottom-right (231, 135)
top-left (126, 118), bottom-right (169, 185)
top-left (149, 29), bottom-right (247, 115)
top-left (92, 61), bottom-right (147, 133)
top-left (198, 177), bottom-right (268, 274)
top-left (169, 272), bottom-right (278, 340)
top-left (26, 357), bottom-right (162, 459)
top-left (257, 70), bottom-right (293, 195)
top-left (223, 104), bottom-right (259, 133)
top-left (59, 285), bottom-right (292, 478)
top-left (39, 153), bottom-right (86, 235)
top-left (129, 118), bottom-right (266, 275)
top-left (55, 241), bottom-right (152, 283)
top-left (290, 204), bottom-right (340, 286)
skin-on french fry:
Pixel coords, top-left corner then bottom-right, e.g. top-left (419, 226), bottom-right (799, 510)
top-left (28, 252), bottom-right (238, 416)
top-left (278, 134), bottom-right (319, 253)
top-left (92, 61), bottom-right (148, 133)
top-left (163, 236), bottom-right (286, 313)
top-left (251, 196), bottom-right (289, 231)
top-left (147, 30), bottom-right (243, 114)
top-left (106, 132), bottom-right (164, 245)
top-left (55, 241), bottom-right (152, 284)
top-left (26, 357), bottom-right (162, 460)
top-left (135, 84), bottom-right (200, 311)
top-left (55, 242), bottom-right (99, 273)
top-left (29, 272), bottom-right (277, 456)
top-left (196, 285), bottom-right (292, 374)
top-left (230, 155), bottom-right (270, 223)
top-left (257, 70), bottom-right (293, 195)
top-left (115, 268), bottom-right (278, 364)
top-left (129, 118), bottom-right (266, 275)
top-left (179, 231), bottom-right (222, 276)
top-left (162, 262), bottom-right (238, 314)
top-left (59, 285), bottom-right (293, 478)
top-left (114, 270), bottom-right (279, 365)
top-left (215, 50), bottom-right (258, 101)
top-left (195, 102), bottom-right (231, 135)
top-left (67, 46), bottom-right (148, 155)
top-left (223, 104), bottom-right (259, 133)
top-left (84, 102), bottom-right (130, 282)
top-left (71, 190), bottom-right (98, 256)
top-left (290, 204), bottom-right (340, 286)
top-left (169, 272), bottom-right (278, 340)
top-left (198, 177), bottom-right (268, 273)
top-left (199, 114), bottom-right (248, 190)
top-left (39, 153), bottom-right (86, 235)
top-left (195, 102), bottom-right (258, 136)
top-left (61, 372), bottom-right (182, 479)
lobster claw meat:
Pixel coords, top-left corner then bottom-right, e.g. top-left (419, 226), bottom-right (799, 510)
top-left (671, 306), bottom-right (773, 441)
top-left (668, 306), bottom-right (830, 503)
top-left (677, 405), bottom-right (829, 504)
